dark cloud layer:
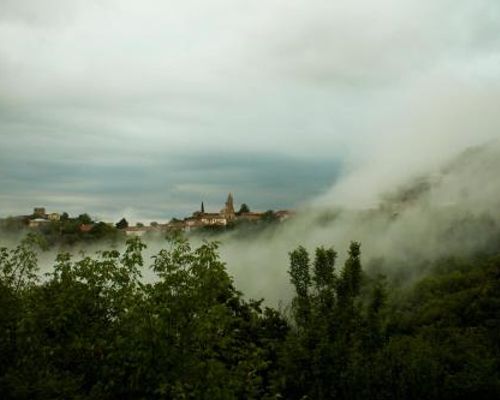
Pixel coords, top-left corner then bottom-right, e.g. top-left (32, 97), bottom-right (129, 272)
top-left (0, 149), bottom-right (340, 221)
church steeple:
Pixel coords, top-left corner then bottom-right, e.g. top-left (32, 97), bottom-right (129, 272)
top-left (224, 193), bottom-right (235, 220)
top-left (201, 201), bottom-right (205, 213)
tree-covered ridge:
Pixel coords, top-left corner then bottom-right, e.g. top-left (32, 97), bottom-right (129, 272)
top-left (0, 235), bottom-right (499, 399)
top-left (0, 213), bottom-right (125, 249)
top-left (0, 236), bottom-right (286, 399)
top-left (281, 244), bottom-right (500, 400)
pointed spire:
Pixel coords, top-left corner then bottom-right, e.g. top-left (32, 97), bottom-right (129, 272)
top-left (226, 193), bottom-right (234, 209)
top-left (224, 193), bottom-right (235, 220)
top-left (201, 201), bottom-right (205, 213)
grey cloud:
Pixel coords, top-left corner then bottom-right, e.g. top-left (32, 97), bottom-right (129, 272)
top-left (0, 150), bottom-right (341, 222)
top-left (0, 0), bottom-right (499, 221)
top-left (255, 1), bottom-right (500, 85)
top-left (0, 0), bottom-right (86, 26)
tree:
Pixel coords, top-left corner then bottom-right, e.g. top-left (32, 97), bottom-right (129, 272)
top-left (337, 241), bottom-right (362, 305)
top-left (262, 210), bottom-right (278, 223)
top-left (115, 218), bottom-right (129, 230)
top-left (77, 213), bottom-right (93, 225)
top-left (90, 222), bottom-right (120, 240)
top-left (1, 217), bottom-right (26, 232)
top-left (288, 246), bottom-right (311, 329)
top-left (237, 203), bottom-right (250, 215)
top-left (313, 246), bottom-right (337, 290)
top-left (1, 232), bottom-right (499, 400)
top-left (282, 242), bottom-right (367, 400)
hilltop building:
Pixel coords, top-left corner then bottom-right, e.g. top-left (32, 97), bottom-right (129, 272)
top-left (33, 207), bottom-right (47, 218)
top-left (238, 212), bottom-right (264, 221)
top-left (183, 193), bottom-right (234, 229)
top-left (166, 193), bottom-right (294, 231)
top-left (48, 213), bottom-right (60, 221)
top-left (26, 208), bottom-right (60, 228)
top-left (28, 218), bottom-right (50, 228)
top-left (274, 210), bottom-right (294, 221)
top-left (221, 193), bottom-right (236, 221)
top-left (178, 193), bottom-right (237, 230)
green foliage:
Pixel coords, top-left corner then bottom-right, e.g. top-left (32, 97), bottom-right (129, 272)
top-left (289, 246), bottom-right (311, 299)
top-left (262, 210), bottom-right (278, 223)
top-left (280, 243), bottom-right (500, 399)
top-left (115, 218), bottom-right (129, 230)
top-left (0, 236), bottom-right (287, 399)
top-left (0, 217), bottom-right (27, 233)
top-left (0, 237), bottom-right (499, 399)
top-left (0, 211), bottom-right (125, 249)
top-left (337, 241), bottom-right (362, 304)
top-left (283, 243), bottom-right (369, 399)
top-left (0, 234), bottom-right (41, 292)
top-left (237, 203), bottom-right (250, 214)
top-left (77, 213), bottom-right (93, 225)
top-left (313, 246), bottom-right (337, 289)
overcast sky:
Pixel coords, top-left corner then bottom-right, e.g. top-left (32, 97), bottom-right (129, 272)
top-left (1, 0), bottom-right (499, 222)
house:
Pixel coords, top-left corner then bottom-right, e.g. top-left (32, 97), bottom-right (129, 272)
top-left (237, 212), bottom-right (264, 222)
top-left (165, 220), bottom-right (186, 231)
top-left (179, 193), bottom-right (235, 229)
top-left (48, 213), bottom-right (60, 221)
top-left (123, 226), bottom-right (150, 237)
top-left (184, 218), bottom-right (204, 229)
top-left (200, 213), bottom-right (227, 226)
top-left (29, 208), bottom-right (61, 223)
top-left (274, 210), bottom-right (294, 221)
top-left (166, 193), bottom-right (294, 231)
top-left (79, 224), bottom-right (94, 233)
top-left (33, 207), bottom-right (47, 218)
top-left (29, 218), bottom-right (50, 228)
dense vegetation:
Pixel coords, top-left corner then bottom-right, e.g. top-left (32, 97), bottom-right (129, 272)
top-left (0, 234), bottom-right (499, 399)
top-left (0, 214), bottom-right (125, 248)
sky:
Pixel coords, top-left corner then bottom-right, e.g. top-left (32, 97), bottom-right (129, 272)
top-left (1, 0), bottom-right (499, 223)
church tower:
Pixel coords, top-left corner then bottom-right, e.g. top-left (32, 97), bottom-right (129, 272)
top-left (223, 193), bottom-right (236, 221)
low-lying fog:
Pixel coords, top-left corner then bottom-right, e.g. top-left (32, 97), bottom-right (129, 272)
top-left (5, 141), bottom-right (498, 307)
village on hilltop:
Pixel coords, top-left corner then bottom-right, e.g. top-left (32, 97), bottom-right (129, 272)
top-left (164, 193), bottom-right (293, 233)
top-left (0, 194), bottom-right (294, 238)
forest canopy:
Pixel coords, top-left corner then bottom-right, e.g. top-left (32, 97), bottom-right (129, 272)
top-left (0, 235), bottom-right (499, 399)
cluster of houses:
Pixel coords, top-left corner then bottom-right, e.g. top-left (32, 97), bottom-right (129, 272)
top-left (3, 194), bottom-right (294, 236)
top-left (123, 193), bottom-right (294, 236)
top-left (12, 207), bottom-right (62, 228)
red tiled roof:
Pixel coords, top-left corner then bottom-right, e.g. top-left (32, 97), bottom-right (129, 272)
top-left (80, 224), bottom-right (94, 233)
